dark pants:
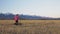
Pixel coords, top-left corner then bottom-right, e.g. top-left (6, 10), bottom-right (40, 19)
top-left (15, 20), bottom-right (18, 25)
top-left (14, 20), bottom-right (22, 25)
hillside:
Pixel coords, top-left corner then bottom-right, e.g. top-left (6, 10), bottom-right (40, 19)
top-left (0, 13), bottom-right (60, 20)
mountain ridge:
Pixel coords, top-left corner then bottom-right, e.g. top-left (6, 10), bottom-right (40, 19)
top-left (0, 13), bottom-right (60, 20)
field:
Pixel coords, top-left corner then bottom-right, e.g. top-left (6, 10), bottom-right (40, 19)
top-left (0, 20), bottom-right (60, 34)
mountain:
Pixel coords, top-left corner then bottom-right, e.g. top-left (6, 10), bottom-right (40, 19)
top-left (0, 13), bottom-right (60, 20)
top-left (0, 13), bottom-right (14, 20)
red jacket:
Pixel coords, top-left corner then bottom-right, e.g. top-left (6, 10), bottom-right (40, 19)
top-left (14, 15), bottom-right (19, 21)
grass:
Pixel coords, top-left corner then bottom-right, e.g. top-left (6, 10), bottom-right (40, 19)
top-left (0, 20), bottom-right (60, 34)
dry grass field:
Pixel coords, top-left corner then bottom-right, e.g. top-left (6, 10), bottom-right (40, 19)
top-left (0, 20), bottom-right (60, 34)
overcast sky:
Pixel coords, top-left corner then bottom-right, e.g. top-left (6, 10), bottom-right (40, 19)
top-left (0, 0), bottom-right (60, 18)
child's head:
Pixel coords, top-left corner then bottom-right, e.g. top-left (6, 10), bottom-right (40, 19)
top-left (16, 14), bottom-right (19, 16)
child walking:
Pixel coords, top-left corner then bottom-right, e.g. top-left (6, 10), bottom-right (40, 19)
top-left (14, 14), bottom-right (19, 25)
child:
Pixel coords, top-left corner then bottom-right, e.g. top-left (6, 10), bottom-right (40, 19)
top-left (14, 14), bottom-right (19, 25)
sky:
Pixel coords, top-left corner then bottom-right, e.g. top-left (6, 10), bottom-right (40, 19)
top-left (0, 0), bottom-right (60, 18)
